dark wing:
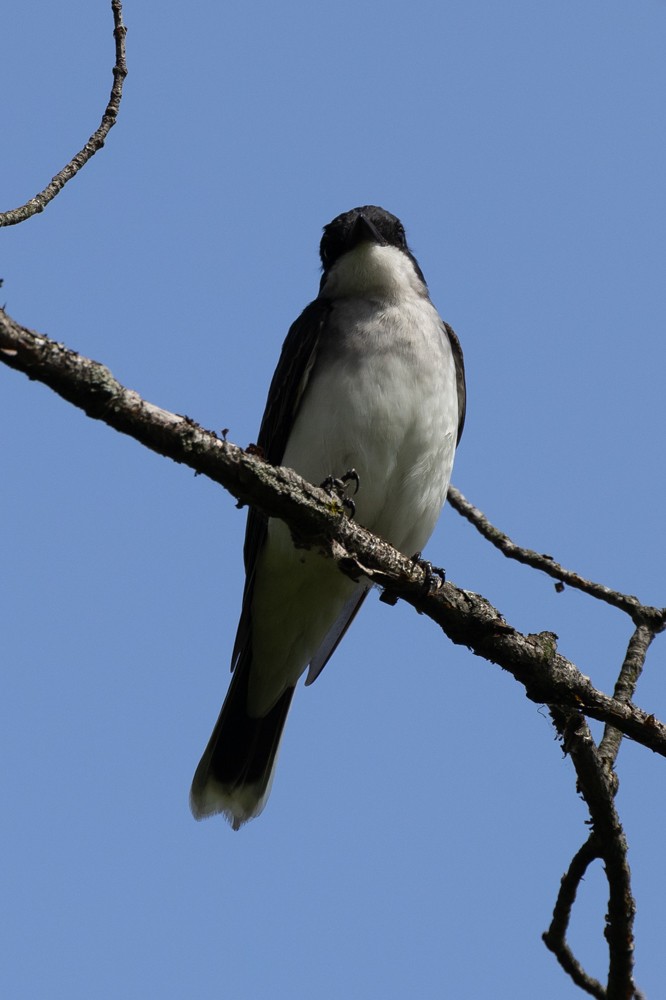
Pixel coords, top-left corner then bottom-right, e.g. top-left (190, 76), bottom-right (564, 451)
top-left (231, 298), bottom-right (332, 672)
top-left (443, 321), bottom-right (466, 444)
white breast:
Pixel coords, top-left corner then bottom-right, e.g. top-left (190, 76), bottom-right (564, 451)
top-left (282, 291), bottom-right (458, 556)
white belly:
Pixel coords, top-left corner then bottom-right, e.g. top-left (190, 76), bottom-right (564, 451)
top-left (282, 296), bottom-right (459, 554)
top-left (247, 294), bottom-right (459, 714)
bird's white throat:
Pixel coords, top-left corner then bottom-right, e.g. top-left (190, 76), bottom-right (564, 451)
top-left (321, 243), bottom-right (427, 301)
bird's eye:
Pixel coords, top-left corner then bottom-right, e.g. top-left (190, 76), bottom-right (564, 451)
top-left (320, 235), bottom-right (334, 268)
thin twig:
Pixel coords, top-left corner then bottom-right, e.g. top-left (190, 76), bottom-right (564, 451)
top-left (599, 624), bottom-right (658, 766)
top-left (545, 710), bottom-right (641, 999)
top-left (543, 835), bottom-right (606, 999)
top-left (447, 486), bottom-right (666, 630)
top-left (447, 489), bottom-right (657, 995)
top-left (0, 0), bottom-right (127, 228)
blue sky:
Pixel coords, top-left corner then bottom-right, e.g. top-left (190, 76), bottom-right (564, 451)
top-left (2, 1), bottom-right (666, 997)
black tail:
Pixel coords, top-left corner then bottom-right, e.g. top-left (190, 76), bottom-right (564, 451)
top-left (190, 661), bottom-right (294, 828)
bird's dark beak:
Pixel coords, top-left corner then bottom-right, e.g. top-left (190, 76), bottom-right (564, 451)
top-left (345, 213), bottom-right (387, 251)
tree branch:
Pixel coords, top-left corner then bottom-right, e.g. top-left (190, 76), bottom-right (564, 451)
top-left (447, 486), bottom-right (666, 630)
top-left (599, 624), bottom-right (657, 767)
top-left (544, 710), bottom-right (642, 999)
top-left (0, 0), bottom-right (127, 228)
top-left (543, 835), bottom-right (607, 999)
top-left (449, 473), bottom-right (658, 997)
top-left (1, 306), bottom-right (664, 762)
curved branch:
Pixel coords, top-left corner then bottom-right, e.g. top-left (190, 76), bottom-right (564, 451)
top-left (1, 306), bottom-right (664, 762)
top-left (546, 709), bottom-right (642, 999)
top-left (448, 472), bottom-right (658, 995)
top-left (0, 0), bottom-right (127, 228)
top-left (543, 835), bottom-right (607, 999)
top-left (447, 486), bottom-right (666, 630)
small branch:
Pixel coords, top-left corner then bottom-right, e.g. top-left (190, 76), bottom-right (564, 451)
top-left (599, 624), bottom-right (658, 767)
top-left (448, 482), bottom-right (657, 996)
top-left (447, 486), bottom-right (666, 630)
top-left (0, 0), bottom-right (127, 228)
top-left (544, 710), bottom-right (641, 999)
top-left (543, 835), bottom-right (606, 999)
top-left (2, 307), bottom-right (665, 763)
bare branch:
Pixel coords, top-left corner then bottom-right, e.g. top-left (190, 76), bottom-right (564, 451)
top-left (599, 624), bottom-right (658, 766)
top-left (447, 486), bottom-right (666, 630)
top-left (1, 306), bottom-right (665, 764)
top-left (447, 441), bottom-right (662, 996)
top-left (448, 478), bottom-right (655, 997)
top-left (0, 0), bottom-right (127, 228)
top-left (544, 710), bottom-right (642, 999)
top-left (543, 835), bottom-right (606, 999)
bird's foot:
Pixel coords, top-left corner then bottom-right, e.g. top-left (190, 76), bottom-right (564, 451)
top-left (412, 553), bottom-right (446, 594)
top-left (320, 468), bottom-right (360, 518)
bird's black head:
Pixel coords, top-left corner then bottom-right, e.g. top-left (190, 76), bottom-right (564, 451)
top-left (319, 206), bottom-right (410, 272)
top-left (319, 206), bottom-right (416, 275)
top-left (318, 207), bottom-right (427, 292)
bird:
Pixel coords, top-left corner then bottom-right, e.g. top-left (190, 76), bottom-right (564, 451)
top-left (190, 205), bottom-right (466, 828)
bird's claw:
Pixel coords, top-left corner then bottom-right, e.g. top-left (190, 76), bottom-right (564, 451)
top-left (340, 468), bottom-right (360, 494)
top-left (412, 554), bottom-right (446, 594)
top-left (321, 468), bottom-right (360, 518)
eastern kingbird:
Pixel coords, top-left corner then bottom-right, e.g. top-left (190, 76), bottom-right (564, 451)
top-left (190, 206), bottom-right (466, 828)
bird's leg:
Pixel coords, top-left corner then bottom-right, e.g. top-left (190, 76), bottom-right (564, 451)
top-left (320, 468), bottom-right (360, 518)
